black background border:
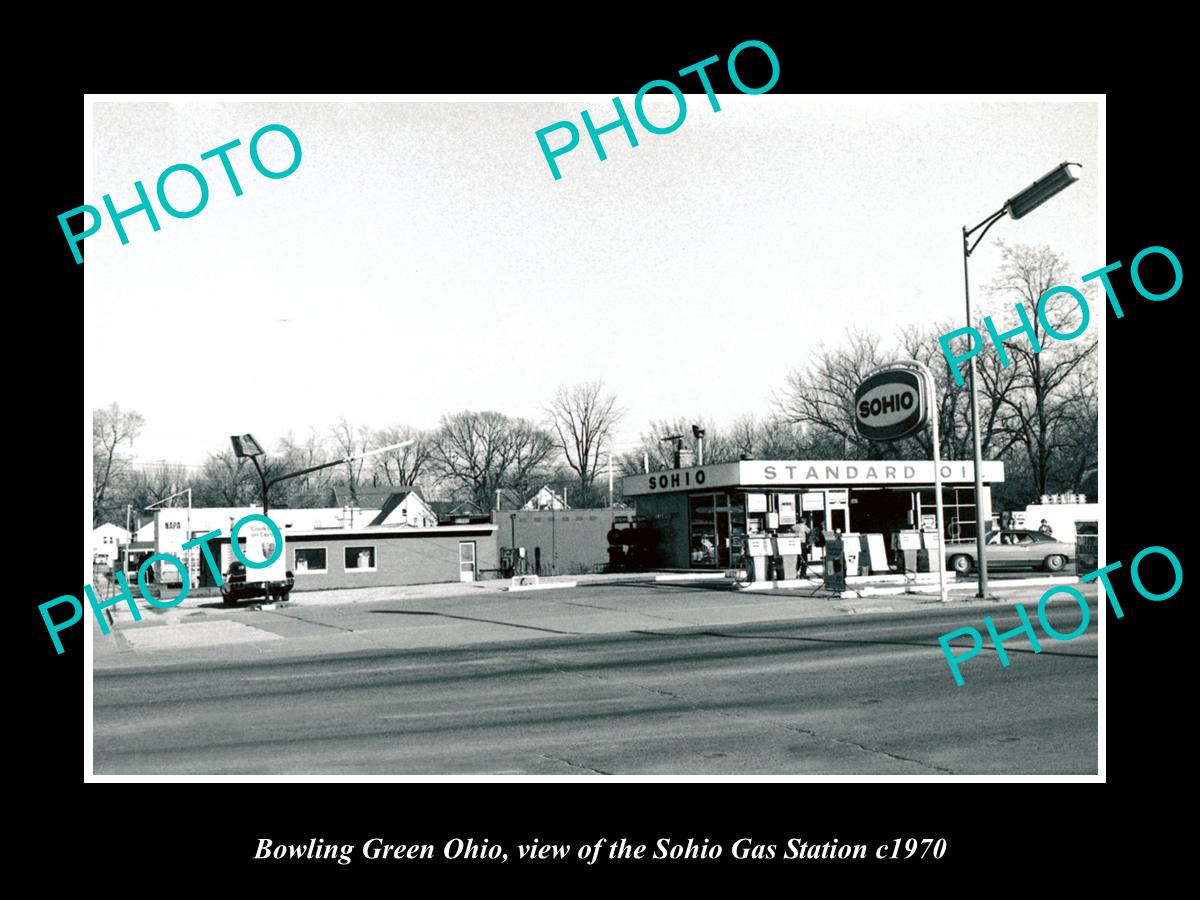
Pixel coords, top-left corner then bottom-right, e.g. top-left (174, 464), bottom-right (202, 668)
top-left (26, 26), bottom-right (1187, 884)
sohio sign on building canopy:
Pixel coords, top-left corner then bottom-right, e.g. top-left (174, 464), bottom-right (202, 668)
top-left (854, 368), bottom-right (927, 441)
top-left (624, 459), bottom-right (1003, 494)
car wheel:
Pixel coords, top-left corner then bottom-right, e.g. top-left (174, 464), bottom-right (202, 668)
top-left (1044, 554), bottom-right (1066, 572)
top-left (950, 554), bottom-right (973, 575)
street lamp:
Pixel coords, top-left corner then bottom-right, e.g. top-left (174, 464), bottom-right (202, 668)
top-left (230, 433), bottom-right (414, 604)
top-left (229, 433), bottom-right (414, 516)
top-left (961, 161), bottom-right (1081, 598)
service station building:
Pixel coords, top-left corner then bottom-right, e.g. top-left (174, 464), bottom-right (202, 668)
top-left (622, 459), bottom-right (1004, 570)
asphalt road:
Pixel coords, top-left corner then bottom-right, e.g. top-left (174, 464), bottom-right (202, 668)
top-left (93, 586), bottom-right (1098, 775)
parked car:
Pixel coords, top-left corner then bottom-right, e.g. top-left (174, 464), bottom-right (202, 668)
top-left (945, 529), bottom-right (1074, 575)
top-left (220, 561), bottom-right (295, 605)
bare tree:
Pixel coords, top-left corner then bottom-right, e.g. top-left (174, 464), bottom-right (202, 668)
top-left (774, 328), bottom-right (895, 458)
top-left (330, 417), bottom-right (373, 503)
top-left (896, 320), bottom-right (1026, 461)
top-left (369, 424), bottom-right (436, 490)
top-left (546, 381), bottom-right (623, 506)
top-left (276, 429), bottom-right (335, 507)
top-left (193, 450), bottom-right (256, 507)
top-left (983, 241), bottom-right (1098, 499)
top-left (93, 403), bottom-right (145, 525)
top-left (727, 413), bottom-right (811, 459)
top-left (506, 418), bottom-right (562, 502)
top-left (124, 462), bottom-right (190, 511)
top-left (1058, 367), bottom-right (1098, 497)
top-left (430, 411), bottom-right (558, 512)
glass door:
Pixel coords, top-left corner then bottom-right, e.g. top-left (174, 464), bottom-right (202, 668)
top-left (716, 509), bottom-right (731, 568)
top-left (458, 541), bottom-right (476, 582)
top-left (688, 494), bottom-right (718, 568)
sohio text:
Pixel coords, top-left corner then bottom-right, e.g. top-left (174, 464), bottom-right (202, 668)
top-left (647, 470), bottom-right (708, 490)
top-left (858, 389), bottom-right (917, 421)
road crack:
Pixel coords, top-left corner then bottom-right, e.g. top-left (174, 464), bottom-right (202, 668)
top-left (769, 722), bottom-right (956, 774)
top-left (539, 754), bottom-right (612, 775)
top-left (520, 652), bottom-right (956, 774)
top-left (263, 610), bottom-right (356, 633)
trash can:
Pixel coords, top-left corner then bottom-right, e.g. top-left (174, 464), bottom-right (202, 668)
top-left (824, 533), bottom-right (845, 591)
top-left (841, 533), bottom-right (862, 577)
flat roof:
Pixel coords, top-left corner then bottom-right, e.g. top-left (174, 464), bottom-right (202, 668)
top-left (216, 523), bottom-right (498, 541)
top-left (622, 460), bottom-right (1004, 496)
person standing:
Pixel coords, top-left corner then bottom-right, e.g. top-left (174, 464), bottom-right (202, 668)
top-left (796, 518), bottom-right (812, 578)
top-left (1039, 518), bottom-right (1054, 536)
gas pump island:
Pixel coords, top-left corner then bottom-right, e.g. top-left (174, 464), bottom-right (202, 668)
top-left (621, 366), bottom-right (1001, 592)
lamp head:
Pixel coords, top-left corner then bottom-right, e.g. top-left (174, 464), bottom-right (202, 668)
top-left (1005, 161), bottom-right (1082, 220)
top-left (230, 434), bottom-right (265, 458)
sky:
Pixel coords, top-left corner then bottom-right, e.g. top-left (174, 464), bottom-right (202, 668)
top-left (85, 97), bottom-right (1100, 467)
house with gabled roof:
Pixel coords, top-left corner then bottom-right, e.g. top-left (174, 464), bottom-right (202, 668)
top-left (369, 488), bottom-right (438, 528)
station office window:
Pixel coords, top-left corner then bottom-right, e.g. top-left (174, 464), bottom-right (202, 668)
top-left (294, 547), bottom-right (327, 573)
top-left (345, 546), bottom-right (377, 571)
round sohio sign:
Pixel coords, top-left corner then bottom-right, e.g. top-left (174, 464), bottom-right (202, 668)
top-left (854, 368), bottom-right (928, 440)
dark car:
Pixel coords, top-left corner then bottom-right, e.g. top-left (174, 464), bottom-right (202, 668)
top-left (220, 561), bottom-right (295, 605)
top-left (945, 529), bottom-right (1074, 575)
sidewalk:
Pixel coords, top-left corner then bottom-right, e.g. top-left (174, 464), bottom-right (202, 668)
top-left (283, 570), bottom-right (671, 607)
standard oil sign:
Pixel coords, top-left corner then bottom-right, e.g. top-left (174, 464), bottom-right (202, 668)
top-left (854, 368), bottom-right (927, 440)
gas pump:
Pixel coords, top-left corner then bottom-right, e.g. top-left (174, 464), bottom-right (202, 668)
top-left (775, 532), bottom-right (803, 580)
top-left (775, 493), bottom-right (801, 580)
top-left (744, 534), bottom-right (772, 582)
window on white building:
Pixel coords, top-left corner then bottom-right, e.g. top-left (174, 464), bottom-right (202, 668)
top-left (345, 546), bottom-right (376, 571)
top-left (294, 548), bottom-right (327, 573)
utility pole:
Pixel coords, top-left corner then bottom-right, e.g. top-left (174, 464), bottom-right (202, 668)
top-left (146, 487), bottom-right (193, 587)
top-left (662, 435), bottom-right (684, 469)
top-left (608, 454), bottom-right (614, 509)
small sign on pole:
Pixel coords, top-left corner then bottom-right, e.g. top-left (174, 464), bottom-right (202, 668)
top-left (854, 362), bottom-right (948, 602)
top-left (853, 369), bottom-right (928, 441)
top-left (238, 518), bottom-right (289, 600)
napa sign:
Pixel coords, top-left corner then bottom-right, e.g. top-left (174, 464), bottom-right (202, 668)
top-left (854, 368), bottom-right (927, 441)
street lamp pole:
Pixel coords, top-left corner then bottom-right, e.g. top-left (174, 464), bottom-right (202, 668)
top-left (961, 221), bottom-right (992, 599)
top-left (960, 161), bottom-right (1082, 599)
top-left (232, 435), bottom-right (414, 605)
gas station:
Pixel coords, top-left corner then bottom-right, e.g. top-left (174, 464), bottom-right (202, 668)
top-left (621, 457), bottom-right (1004, 579)
top-left (623, 362), bottom-right (1007, 591)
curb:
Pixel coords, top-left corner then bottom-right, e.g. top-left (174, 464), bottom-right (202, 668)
top-left (505, 581), bottom-right (579, 593)
top-left (737, 578), bottom-right (826, 592)
top-left (845, 574), bottom-right (1082, 598)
